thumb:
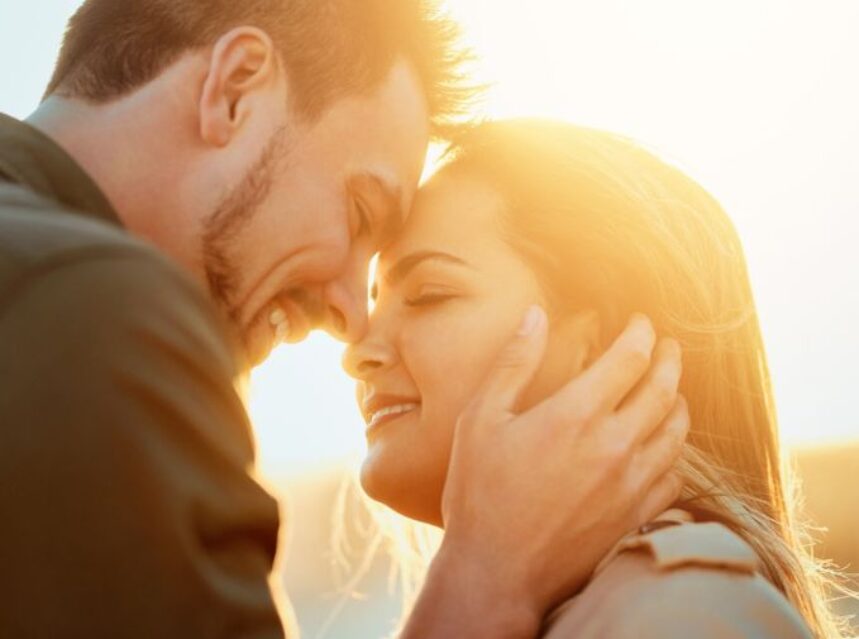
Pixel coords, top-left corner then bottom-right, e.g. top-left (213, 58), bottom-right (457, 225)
top-left (469, 305), bottom-right (549, 423)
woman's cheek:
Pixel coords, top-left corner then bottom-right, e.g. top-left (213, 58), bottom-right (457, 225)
top-left (413, 309), bottom-right (513, 434)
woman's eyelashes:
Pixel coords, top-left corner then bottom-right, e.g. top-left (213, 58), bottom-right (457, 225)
top-left (403, 288), bottom-right (460, 308)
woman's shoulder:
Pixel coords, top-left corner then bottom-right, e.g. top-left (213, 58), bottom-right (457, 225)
top-left (541, 511), bottom-right (812, 639)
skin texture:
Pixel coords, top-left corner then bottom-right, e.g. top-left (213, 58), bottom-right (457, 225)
top-left (29, 28), bottom-right (430, 365)
top-left (21, 25), bottom-right (689, 638)
top-left (346, 171), bottom-right (690, 637)
top-left (345, 174), bottom-right (600, 524)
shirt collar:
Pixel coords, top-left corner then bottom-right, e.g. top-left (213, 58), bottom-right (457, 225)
top-left (0, 112), bottom-right (120, 227)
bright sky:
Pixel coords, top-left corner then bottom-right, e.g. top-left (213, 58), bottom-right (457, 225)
top-left (2, 1), bottom-right (857, 480)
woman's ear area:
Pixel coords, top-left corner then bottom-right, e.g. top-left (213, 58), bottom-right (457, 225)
top-left (567, 308), bottom-right (602, 370)
top-left (198, 27), bottom-right (283, 147)
top-left (548, 308), bottom-right (602, 375)
top-left (517, 308), bottom-right (602, 411)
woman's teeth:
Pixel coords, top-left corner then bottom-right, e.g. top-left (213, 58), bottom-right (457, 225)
top-left (269, 307), bottom-right (290, 343)
top-left (368, 403), bottom-right (419, 428)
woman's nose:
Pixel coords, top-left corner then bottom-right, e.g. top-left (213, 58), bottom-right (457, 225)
top-left (342, 339), bottom-right (394, 380)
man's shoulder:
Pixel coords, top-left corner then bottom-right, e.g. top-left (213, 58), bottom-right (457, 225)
top-left (0, 181), bottom-right (151, 274)
top-left (0, 181), bottom-right (242, 367)
top-left (542, 516), bottom-right (812, 638)
top-left (0, 182), bottom-right (214, 322)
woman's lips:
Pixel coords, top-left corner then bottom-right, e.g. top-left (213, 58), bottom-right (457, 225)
top-left (367, 402), bottom-right (419, 427)
top-left (363, 398), bottom-right (421, 437)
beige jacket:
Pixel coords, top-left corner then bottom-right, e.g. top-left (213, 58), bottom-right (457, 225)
top-left (542, 510), bottom-right (812, 638)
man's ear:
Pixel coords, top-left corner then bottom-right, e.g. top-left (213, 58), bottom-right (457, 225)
top-left (199, 27), bottom-right (279, 147)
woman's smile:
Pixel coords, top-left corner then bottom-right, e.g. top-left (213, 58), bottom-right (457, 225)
top-left (343, 172), bottom-right (550, 524)
top-left (366, 403), bottom-right (421, 436)
top-left (362, 393), bottom-right (422, 436)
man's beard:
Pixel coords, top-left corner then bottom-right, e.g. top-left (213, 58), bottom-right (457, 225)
top-left (201, 131), bottom-right (286, 321)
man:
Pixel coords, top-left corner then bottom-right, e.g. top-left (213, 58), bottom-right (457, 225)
top-left (0, 1), bottom-right (688, 637)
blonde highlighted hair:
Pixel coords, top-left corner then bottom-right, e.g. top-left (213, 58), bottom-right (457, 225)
top-left (341, 119), bottom-right (851, 637)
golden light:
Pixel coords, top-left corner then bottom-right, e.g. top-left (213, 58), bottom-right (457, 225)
top-left (1, 3), bottom-right (855, 638)
top-left (2, 0), bottom-right (855, 478)
top-left (251, 0), bottom-right (859, 478)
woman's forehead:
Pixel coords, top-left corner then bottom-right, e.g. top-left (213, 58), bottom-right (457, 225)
top-left (379, 172), bottom-right (506, 265)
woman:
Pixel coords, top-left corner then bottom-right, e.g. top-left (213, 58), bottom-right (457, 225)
top-left (342, 120), bottom-right (846, 637)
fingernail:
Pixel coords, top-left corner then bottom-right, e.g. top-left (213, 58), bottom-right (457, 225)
top-left (629, 312), bottom-right (647, 328)
top-left (518, 305), bottom-right (544, 337)
top-left (630, 312), bottom-right (654, 337)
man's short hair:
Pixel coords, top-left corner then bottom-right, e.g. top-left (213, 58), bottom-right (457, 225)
top-left (46, 0), bottom-right (477, 136)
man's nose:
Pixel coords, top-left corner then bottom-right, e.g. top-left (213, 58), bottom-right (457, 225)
top-left (321, 280), bottom-right (369, 343)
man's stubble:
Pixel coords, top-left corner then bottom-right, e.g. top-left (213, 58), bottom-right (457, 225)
top-left (201, 130), bottom-right (287, 322)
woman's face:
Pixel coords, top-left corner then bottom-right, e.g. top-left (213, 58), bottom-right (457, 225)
top-left (343, 172), bottom-right (595, 525)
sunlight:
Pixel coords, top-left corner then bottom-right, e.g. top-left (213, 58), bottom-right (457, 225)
top-left (0, 0), bottom-right (859, 638)
top-left (250, 0), bottom-right (859, 476)
top-left (0, 4), bottom-right (855, 637)
top-left (3, 1), bottom-right (852, 481)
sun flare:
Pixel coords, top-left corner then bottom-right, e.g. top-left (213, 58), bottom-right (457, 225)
top-left (247, 0), bottom-right (859, 477)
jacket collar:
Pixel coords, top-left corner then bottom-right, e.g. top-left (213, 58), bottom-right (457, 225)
top-left (0, 112), bottom-right (119, 227)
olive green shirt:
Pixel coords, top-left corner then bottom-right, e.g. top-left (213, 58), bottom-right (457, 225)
top-left (0, 113), bottom-right (287, 638)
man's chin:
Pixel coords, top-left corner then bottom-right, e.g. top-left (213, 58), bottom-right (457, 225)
top-left (245, 343), bottom-right (273, 369)
top-left (241, 313), bottom-right (278, 369)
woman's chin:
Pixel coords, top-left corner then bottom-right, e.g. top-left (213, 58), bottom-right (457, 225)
top-left (359, 457), bottom-right (445, 526)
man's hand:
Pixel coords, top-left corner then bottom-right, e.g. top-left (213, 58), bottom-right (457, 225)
top-left (401, 308), bottom-right (687, 639)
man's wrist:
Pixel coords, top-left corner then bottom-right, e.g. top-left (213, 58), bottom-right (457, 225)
top-left (401, 538), bottom-right (542, 639)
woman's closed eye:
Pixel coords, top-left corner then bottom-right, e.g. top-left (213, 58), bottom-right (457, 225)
top-left (404, 286), bottom-right (460, 308)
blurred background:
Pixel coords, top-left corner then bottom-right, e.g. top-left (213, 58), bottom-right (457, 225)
top-left (2, 1), bottom-right (857, 637)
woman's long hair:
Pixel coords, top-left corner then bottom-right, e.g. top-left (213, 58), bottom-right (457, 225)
top-left (428, 119), bottom-right (847, 637)
top-left (339, 119), bottom-right (849, 638)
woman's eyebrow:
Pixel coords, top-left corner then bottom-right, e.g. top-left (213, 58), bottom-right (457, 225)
top-left (384, 250), bottom-right (472, 286)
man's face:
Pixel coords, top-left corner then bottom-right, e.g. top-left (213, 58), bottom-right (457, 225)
top-left (204, 60), bottom-right (430, 367)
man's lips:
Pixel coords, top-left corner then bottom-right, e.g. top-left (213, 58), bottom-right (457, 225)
top-left (362, 393), bottom-right (421, 431)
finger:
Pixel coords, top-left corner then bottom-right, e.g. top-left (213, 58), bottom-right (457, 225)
top-left (465, 305), bottom-right (548, 424)
top-left (635, 470), bottom-right (684, 527)
top-left (539, 314), bottom-right (655, 424)
top-left (632, 395), bottom-right (689, 484)
top-left (614, 338), bottom-right (682, 444)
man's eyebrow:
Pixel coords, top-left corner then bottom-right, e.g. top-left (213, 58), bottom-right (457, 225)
top-left (384, 250), bottom-right (472, 286)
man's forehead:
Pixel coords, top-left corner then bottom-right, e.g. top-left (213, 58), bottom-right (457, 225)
top-left (362, 59), bottom-right (430, 213)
